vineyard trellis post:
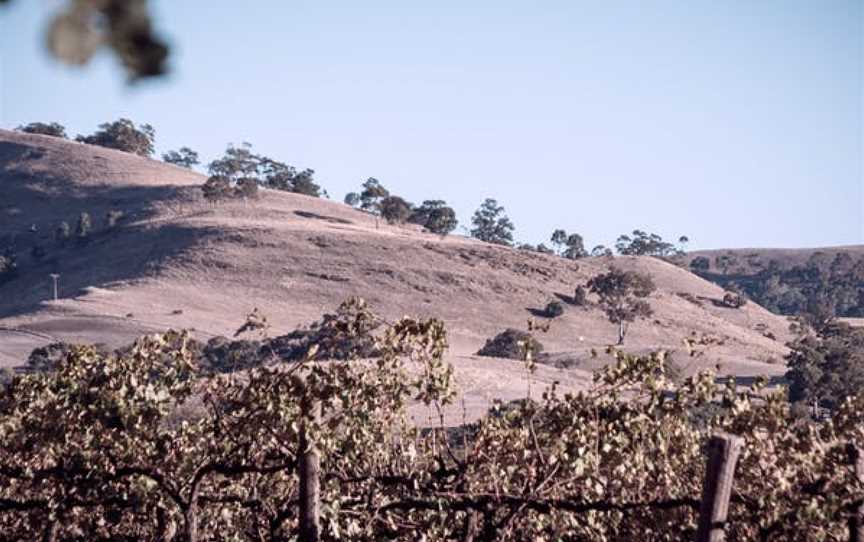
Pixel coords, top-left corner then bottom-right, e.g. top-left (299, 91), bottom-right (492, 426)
top-left (849, 443), bottom-right (864, 542)
top-left (695, 432), bottom-right (743, 542)
top-left (298, 390), bottom-right (322, 542)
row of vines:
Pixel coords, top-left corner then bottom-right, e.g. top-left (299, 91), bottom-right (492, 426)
top-left (1, 299), bottom-right (862, 540)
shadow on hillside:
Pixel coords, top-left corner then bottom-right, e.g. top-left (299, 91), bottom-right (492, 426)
top-left (526, 307), bottom-right (554, 318)
top-left (0, 153), bottom-right (218, 318)
top-left (294, 210), bottom-right (352, 225)
top-left (1, 140), bottom-right (198, 245)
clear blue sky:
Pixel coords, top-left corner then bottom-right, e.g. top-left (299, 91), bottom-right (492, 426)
top-left (1, 1), bottom-right (861, 250)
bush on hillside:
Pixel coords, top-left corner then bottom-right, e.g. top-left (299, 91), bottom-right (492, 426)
top-left (572, 285), bottom-right (587, 306)
top-left (477, 328), bottom-right (544, 360)
top-left (544, 300), bottom-right (564, 318)
top-left (722, 284), bottom-right (748, 308)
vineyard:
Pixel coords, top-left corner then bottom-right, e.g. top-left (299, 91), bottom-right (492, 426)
top-left (0, 299), bottom-right (862, 541)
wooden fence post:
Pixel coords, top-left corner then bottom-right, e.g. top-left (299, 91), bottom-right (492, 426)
top-left (849, 443), bottom-right (864, 542)
top-left (298, 392), bottom-right (322, 542)
top-left (696, 433), bottom-right (744, 542)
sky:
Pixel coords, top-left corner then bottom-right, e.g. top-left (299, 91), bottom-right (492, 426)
top-left (1, 0), bottom-right (862, 250)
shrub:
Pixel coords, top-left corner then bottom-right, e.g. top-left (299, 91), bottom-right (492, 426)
top-left (722, 284), bottom-right (748, 308)
top-left (202, 176), bottom-right (232, 204)
top-left (572, 286), bottom-right (587, 306)
top-left (477, 328), bottom-right (544, 360)
top-left (344, 192), bottom-right (361, 207)
top-left (235, 177), bottom-right (260, 201)
top-left (544, 300), bottom-right (564, 318)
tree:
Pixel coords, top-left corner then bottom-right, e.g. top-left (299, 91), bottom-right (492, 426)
top-left (15, 122), bottom-right (67, 138)
top-left (409, 200), bottom-right (458, 236)
top-left (715, 253), bottom-right (737, 275)
top-left (344, 192), bottom-right (361, 207)
top-left (562, 233), bottom-right (587, 260)
top-left (587, 267), bottom-right (656, 345)
top-left (55, 222), bottom-right (71, 245)
top-left (470, 198), bottom-right (514, 246)
top-left (380, 196), bottom-right (413, 224)
top-left (690, 256), bottom-right (710, 273)
top-left (76, 119), bottom-right (156, 157)
top-left (359, 178), bottom-right (389, 211)
top-left (75, 212), bottom-right (92, 244)
top-left (209, 143), bottom-right (259, 182)
top-left (162, 147), bottom-right (200, 169)
top-left (786, 322), bottom-right (864, 413)
top-left (591, 245), bottom-right (613, 257)
top-left (290, 169), bottom-right (322, 197)
top-left (551, 229), bottom-right (568, 254)
top-left (551, 229), bottom-right (587, 258)
top-left (615, 230), bottom-right (678, 257)
top-left (0, 253), bottom-right (17, 285)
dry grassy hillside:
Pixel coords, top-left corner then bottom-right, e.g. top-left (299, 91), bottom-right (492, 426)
top-left (0, 130), bottom-right (793, 420)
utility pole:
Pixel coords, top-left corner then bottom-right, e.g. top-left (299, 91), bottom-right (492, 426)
top-left (49, 273), bottom-right (60, 301)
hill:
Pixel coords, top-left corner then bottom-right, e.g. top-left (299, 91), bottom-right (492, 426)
top-left (0, 129), bottom-right (792, 420)
top-left (685, 246), bottom-right (864, 276)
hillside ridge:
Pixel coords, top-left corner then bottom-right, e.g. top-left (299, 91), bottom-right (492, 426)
top-left (0, 130), bottom-right (793, 419)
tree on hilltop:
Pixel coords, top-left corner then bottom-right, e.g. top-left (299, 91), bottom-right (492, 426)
top-left (551, 229), bottom-right (587, 259)
top-left (76, 119), bottom-right (156, 157)
top-left (615, 230), bottom-right (678, 257)
top-left (470, 198), bottom-right (514, 246)
top-left (380, 196), bottom-right (413, 224)
top-left (162, 147), bottom-right (200, 169)
top-left (410, 200), bottom-right (458, 236)
top-left (16, 122), bottom-right (67, 138)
